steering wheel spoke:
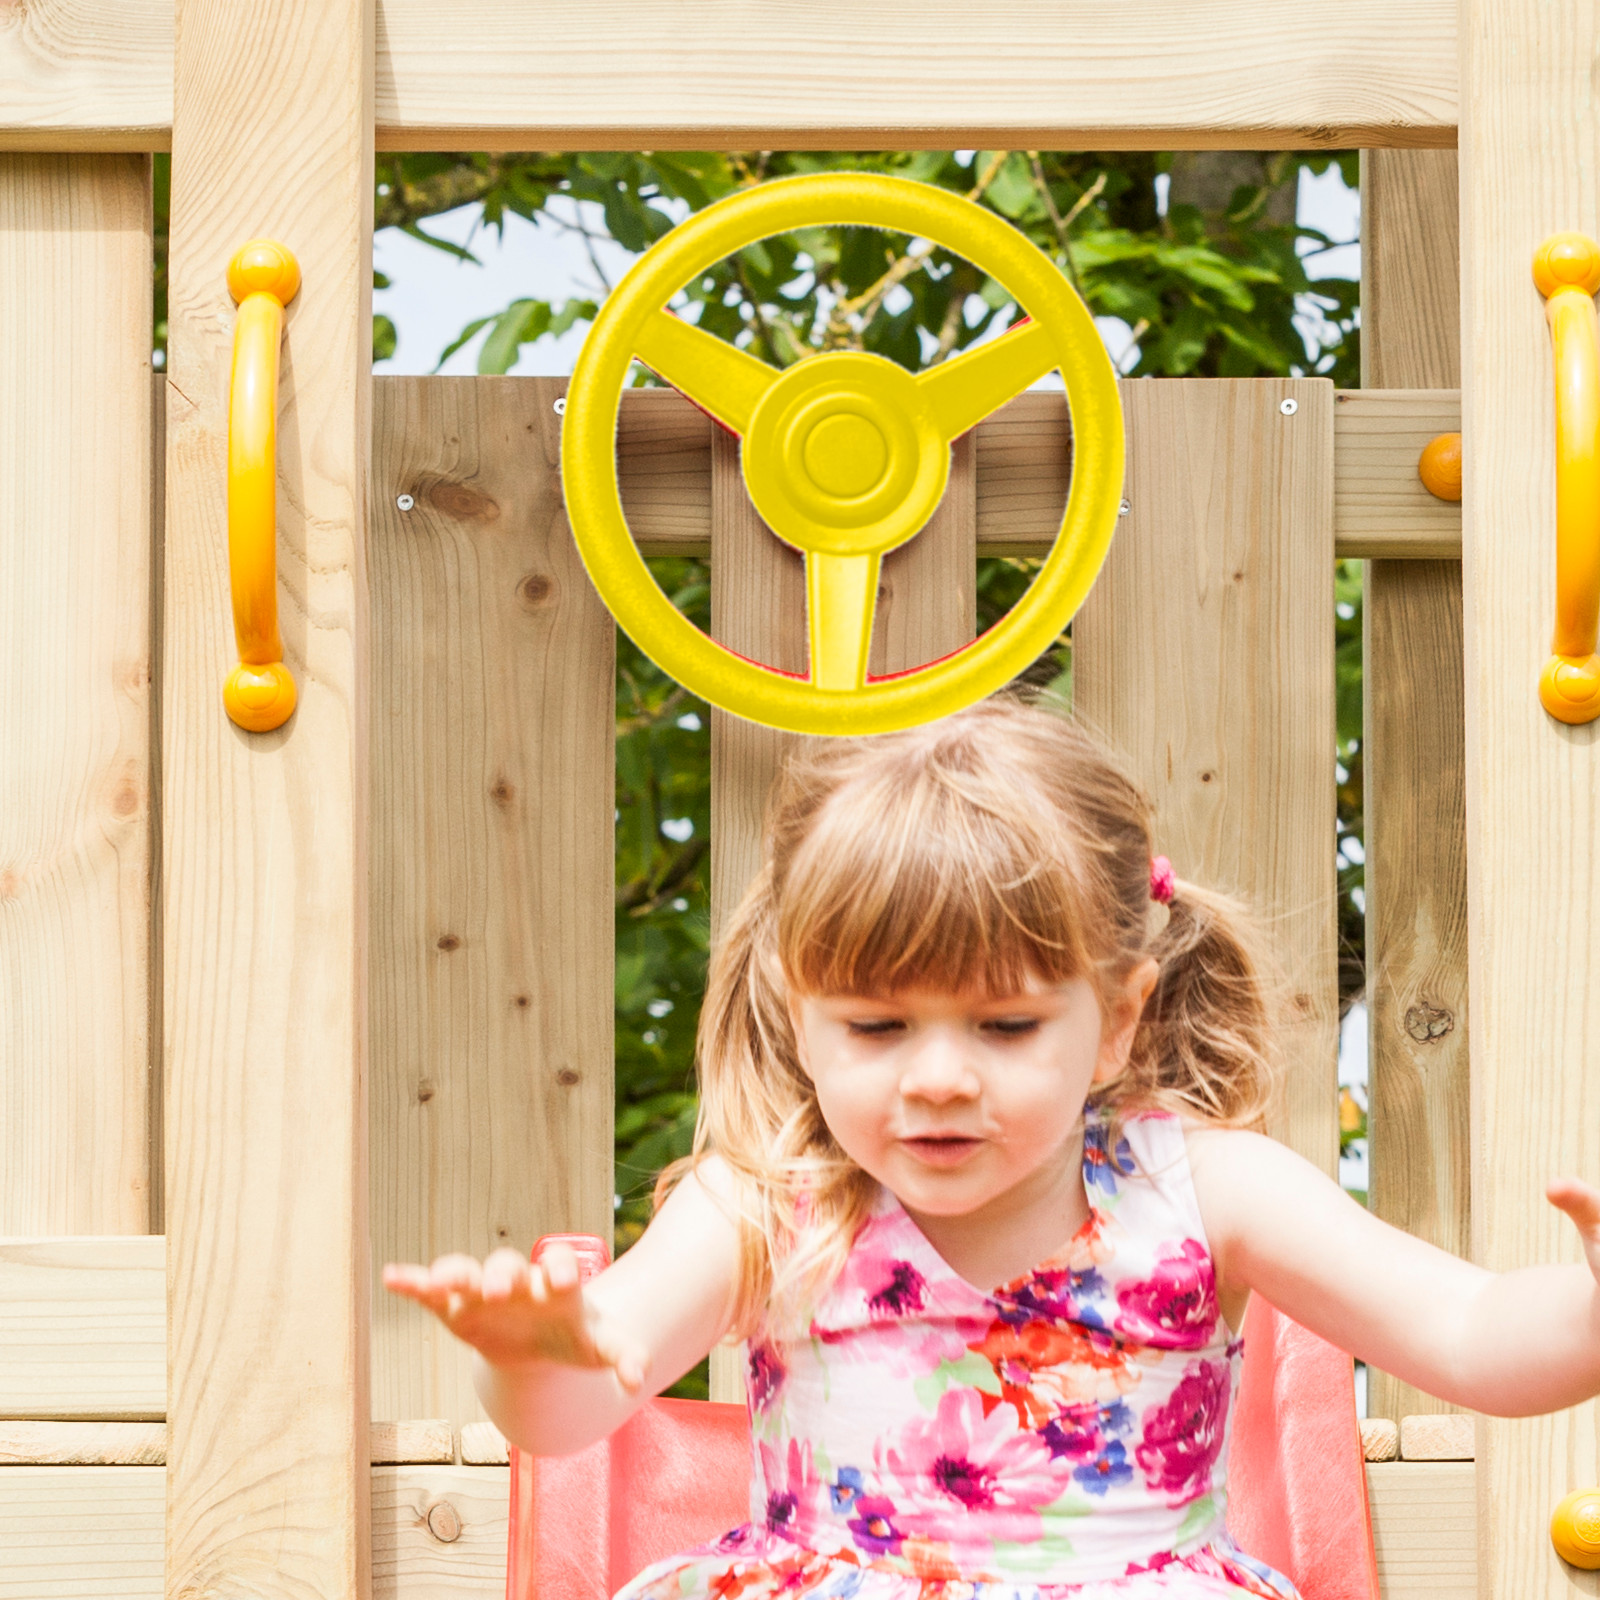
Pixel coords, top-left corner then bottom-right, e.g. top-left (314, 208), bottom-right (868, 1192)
top-left (633, 309), bottom-right (780, 436)
top-left (917, 319), bottom-right (1057, 443)
top-left (806, 550), bottom-right (881, 691)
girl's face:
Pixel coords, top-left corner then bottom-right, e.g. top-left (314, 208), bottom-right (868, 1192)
top-left (791, 967), bottom-right (1156, 1220)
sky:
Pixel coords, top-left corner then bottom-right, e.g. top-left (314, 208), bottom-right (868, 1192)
top-left (374, 163), bottom-right (1361, 378)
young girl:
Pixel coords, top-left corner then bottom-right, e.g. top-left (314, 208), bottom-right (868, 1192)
top-left (386, 698), bottom-right (1600, 1597)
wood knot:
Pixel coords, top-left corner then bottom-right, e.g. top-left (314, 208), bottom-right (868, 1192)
top-left (490, 778), bottom-right (515, 807)
top-left (436, 934), bottom-right (461, 952)
top-left (425, 1500), bottom-right (462, 1543)
top-left (513, 994), bottom-right (530, 1009)
top-left (556, 1068), bottom-right (580, 1087)
top-left (111, 782), bottom-right (141, 819)
top-left (518, 572), bottom-right (554, 609)
top-left (1404, 1001), bottom-right (1454, 1044)
top-left (416, 1080), bottom-right (435, 1105)
top-left (1199, 770), bottom-right (1215, 784)
top-left (427, 481), bottom-right (500, 523)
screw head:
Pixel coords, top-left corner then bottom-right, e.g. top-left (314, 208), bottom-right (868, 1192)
top-left (396, 493), bottom-right (415, 512)
top-left (1279, 397), bottom-right (1298, 416)
top-left (1118, 498), bottom-right (1131, 516)
top-left (553, 396), bottom-right (567, 415)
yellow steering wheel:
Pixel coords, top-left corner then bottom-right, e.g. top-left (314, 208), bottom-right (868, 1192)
top-left (562, 173), bottom-right (1124, 735)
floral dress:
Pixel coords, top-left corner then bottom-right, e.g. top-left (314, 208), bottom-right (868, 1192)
top-left (618, 1110), bottom-right (1300, 1599)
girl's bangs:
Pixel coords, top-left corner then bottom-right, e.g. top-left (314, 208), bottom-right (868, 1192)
top-left (776, 769), bottom-right (1097, 999)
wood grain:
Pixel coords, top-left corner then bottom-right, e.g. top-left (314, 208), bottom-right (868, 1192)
top-left (369, 378), bottom-right (615, 1430)
top-left (369, 1421), bottom-right (454, 1465)
top-left (372, 1465), bottom-right (512, 1598)
top-left (161, 0), bottom-right (374, 1595)
top-left (1364, 1461), bottom-right (1476, 1598)
top-left (1460, 5), bottom-right (1600, 1593)
top-left (0, 156), bottom-right (154, 1237)
top-left (704, 429), bottom-right (975, 1401)
top-left (0, 1423), bottom-right (167, 1466)
top-left (0, 1236), bottom-right (164, 1419)
top-left (1360, 1417), bottom-right (1400, 1462)
top-left (0, 1467), bottom-right (166, 1600)
top-left (1356, 150), bottom-right (1470, 1425)
top-left (1333, 390), bottom-right (1462, 558)
top-left (1075, 381), bottom-right (1339, 1172)
top-left (1400, 1412), bottom-right (1476, 1461)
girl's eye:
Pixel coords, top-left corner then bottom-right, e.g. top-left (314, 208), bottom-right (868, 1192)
top-left (984, 1016), bottom-right (1042, 1037)
top-left (846, 1017), bottom-right (906, 1037)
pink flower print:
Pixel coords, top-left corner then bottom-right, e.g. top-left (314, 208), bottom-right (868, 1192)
top-left (756, 1436), bottom-right (824, 1537)
top-left (882, 1385), bottom-right (1059, 1543)
top-left (1114, 1240), bottom-right (1218, 1350)
top-left (1135, 1358), bottom-right (1231, 1506)
top-left (746, 1341), bottom-right (786, 1411)
top-left (866, 1259), bottom-right (927, 1317)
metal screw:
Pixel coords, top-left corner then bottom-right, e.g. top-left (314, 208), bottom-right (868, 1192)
top-left (1118, 498), bottom-right (1131, 516)
top-left (395, 493), bottom-right (415, 512)
top-left (1279, 397), bottom-right (1298, 416)
top-left (553, 397), bottom-right (567, 415)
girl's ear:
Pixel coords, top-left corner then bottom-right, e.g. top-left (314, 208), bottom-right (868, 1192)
top-left (1091, 958), bottom-right (1160, 1085)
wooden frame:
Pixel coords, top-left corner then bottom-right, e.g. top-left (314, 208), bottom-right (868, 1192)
top-left (1, 1), bottom-right (1455, 154)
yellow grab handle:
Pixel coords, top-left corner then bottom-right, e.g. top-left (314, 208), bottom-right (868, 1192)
top-left (224, 240), bottom-right (300, 732)
top-left (1534, 234), bottom-right (1600, 724)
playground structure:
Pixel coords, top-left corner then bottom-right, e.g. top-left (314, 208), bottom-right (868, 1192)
top-left (0, 4), bottom-right (1595, 1597)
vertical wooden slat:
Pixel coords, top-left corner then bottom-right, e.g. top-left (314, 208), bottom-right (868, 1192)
top-left (1076, 380), bottom-right (1339, 1173)
top-left (1460, 4), bottom-right (1600, 1594)
top-left (368, 376), bottom-right (615, 1427)
top-left (161, 0), bottom-right (373, 1594)
top-left (0, 155), bottom-right (154, 1236)
top-left (1360, 149), bottom-right (1469, 1425)
top-left (706, 429), bottom-right (975, 1401)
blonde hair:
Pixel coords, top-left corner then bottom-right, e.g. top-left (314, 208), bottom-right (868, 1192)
top-left (658, 696), bottom-right (1279, 1338)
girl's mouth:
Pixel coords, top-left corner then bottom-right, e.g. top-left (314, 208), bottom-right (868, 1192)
top-left (899, 1134), bottom-right (984, 1168)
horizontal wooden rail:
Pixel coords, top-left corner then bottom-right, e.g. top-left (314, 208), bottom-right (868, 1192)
top-left (604, 384), bottom-right (1463, 560)
top-left (0, 1461), bottom-right (1476, 1598)
top-left (2, 2), bottom-right (1455, 153)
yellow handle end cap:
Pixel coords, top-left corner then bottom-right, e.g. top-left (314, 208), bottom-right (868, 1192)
top-left (1534, 234), bottom-right (1600, 299)
top-left (1539, 655), bottom-right (1600, 723)
top-left (1552, 1488), bottom-right (1600, 1568)
top-left (1417, 432), bottom-right (1463, 502)
top-left (228, 239), bottom-right (301, 307)
top-left (225, 662), bottom-right (297, 732)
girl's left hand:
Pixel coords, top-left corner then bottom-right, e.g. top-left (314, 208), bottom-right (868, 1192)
top-left (1547, 1177), bottom-right (1600, 1283)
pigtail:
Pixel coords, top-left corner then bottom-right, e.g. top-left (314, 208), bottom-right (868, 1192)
top-left (1116, 877), bottom-right (1281, 1131)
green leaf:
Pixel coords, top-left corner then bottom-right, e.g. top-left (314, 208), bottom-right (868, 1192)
top-left (477, 299), bottom-right (551, 374)
top-left (372, 314), bottom-right (396, 362)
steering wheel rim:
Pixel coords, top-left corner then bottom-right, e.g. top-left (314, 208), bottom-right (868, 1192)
top-left (562, 172), bottom-right (1124, 736)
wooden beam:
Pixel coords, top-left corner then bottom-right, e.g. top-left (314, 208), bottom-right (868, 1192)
top-left (0, 1236), bottom-right (164, 1419)
top-left (2, 1), bottom-right (1455, 153)
top-left (1365, 1461), bottom-right (1477, 1599)
top-left (1076, 381), bottom-right (1339, 1172)
top-left (0, 1422), bottom-right (168, 1466)
top-left (1333, 390), bottom-right (1462, 558)
top-left (1360, 151), bottom-right (1470, 1430)
top-left (161, 0), bottom-right (374, 1595)
top-left (369, 377), bottom-right (614, 1431)
top-left (1460, 2), bottom-right (1600, 1593)
top-left (0, 155), bottom-right (155, 1237)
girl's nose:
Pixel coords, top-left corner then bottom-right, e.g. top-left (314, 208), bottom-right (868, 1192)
top-left (899, 1031), bottom-right (980, 1103)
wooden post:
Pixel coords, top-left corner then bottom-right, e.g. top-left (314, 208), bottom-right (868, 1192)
top-left (0, 155), bottom-right (154, 1236)
top-left (1359, 149), bottom-right (1470, 1425)
top-left (162, 1), bottom-right (374, 1595)
top-left (1460, 3), bottom-right (1600, 1593)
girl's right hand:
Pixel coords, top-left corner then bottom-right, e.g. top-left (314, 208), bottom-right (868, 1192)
top-left (382, 1241), bottom-right (649, 1391)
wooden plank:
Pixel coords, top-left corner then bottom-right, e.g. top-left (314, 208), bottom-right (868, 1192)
top-left (1365, 1461), bottom-right (1476, 1599)
top-left (1460, 4), bottom-right (1600, 1595)
top-left (0, 1237), bottom-right (164, 1419)
top-left (618, 387), bottom-right (714, 553)
top-left (0, 1), bottom-right (1458, 152)
top-left (458, 1421), bottom-right (508, 1465)
top-left (1360, 1417), bottom-right (1400, 1462)
top-left (160, 0), bottom-right (374, 1595)
top-left (1400, 1413), bottom-right (1476, 1461)
top-left (1333, 390), bottom-right (1462, 558)
top-left (372, 1465), bottom-right (511, 1599)
top-left (705, 428), bottom-right (975, 1403)
top-left (0, 1423), bottom-right (166, 1466)
top-left (369, 377), bottom-right (614, 1430)
top-left (0, 155), bottom-right (155, 1237)
top-left (1075, 380), bottom-right (1339, 1172)
top-left (369, 1422), bottom-right (454, 1465)
top-left (0, 1467), bottom-right (165, 1600)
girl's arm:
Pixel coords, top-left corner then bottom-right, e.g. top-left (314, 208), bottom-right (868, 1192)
top-left (383, 1157), bottom-right (742, 1456)
top-left (1186, 1126), bottom-right (1600, 1416)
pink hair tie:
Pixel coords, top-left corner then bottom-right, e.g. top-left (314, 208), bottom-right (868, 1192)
top-left (1149, 855), bottom-right (1176, 904)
